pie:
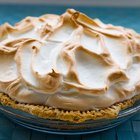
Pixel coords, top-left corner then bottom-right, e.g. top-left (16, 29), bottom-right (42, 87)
top-left (0, 9), bottom-right (140, 123)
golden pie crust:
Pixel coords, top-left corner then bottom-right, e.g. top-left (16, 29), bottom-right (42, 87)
top-left (0, 93), bottom-right (140, 123)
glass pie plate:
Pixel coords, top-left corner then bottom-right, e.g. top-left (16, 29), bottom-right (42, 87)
top-left (0, 100), bottom-right (140, 135)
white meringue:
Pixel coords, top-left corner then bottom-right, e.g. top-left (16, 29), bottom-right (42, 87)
top-left (0, 9), bottom-right (140, 111)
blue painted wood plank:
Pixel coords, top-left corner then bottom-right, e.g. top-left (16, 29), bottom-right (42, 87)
top-left (0, 126), bottom-right (15, 140)
top-left (82, 133), bottom-right (100, 140)
top-left (0, 115), bottom-right (15, 140)
top-left (66, 135), bottom-right (81, 140)
top-left (12, 125), bottom-right (31, 140)
top-left (0, 118), bottom-right (15, 128)
top-left (132, 121), bottom-right (140, 132)
top-left (131, 113), bottom-right (140, 121)
top-left (116, 121), bottom-right (133, 131)
top-left (134, 132), bottom-right (140, 140)
top-left (0, 139), bottom-right (12, 140)
top-left (117, 131), bottom-right (135, 140)
top-left (47, 134), bottom-right (65, 140)
top-left (100, 129), bottom-right (116, 140)
top-left (30, 131), bottom-right (47, 140)
top-left (0, 113), bottom-right (7, 119)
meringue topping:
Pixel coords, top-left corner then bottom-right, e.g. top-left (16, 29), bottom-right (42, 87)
top-left (0, 9), bottom-right (140, 111)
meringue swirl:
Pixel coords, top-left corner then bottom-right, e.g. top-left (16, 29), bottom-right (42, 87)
top-left (0, 9), bottom-right (140, 111)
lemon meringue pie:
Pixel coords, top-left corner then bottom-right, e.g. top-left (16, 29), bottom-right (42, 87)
top-left (0, 9), bottom-right (140, 123)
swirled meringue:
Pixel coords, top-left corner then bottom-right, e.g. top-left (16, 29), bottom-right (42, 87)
top-left (0, 9), bottom-right (140, 111)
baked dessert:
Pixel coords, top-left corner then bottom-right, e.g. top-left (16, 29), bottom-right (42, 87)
top-left (0, 9), bottom-right (140, 123)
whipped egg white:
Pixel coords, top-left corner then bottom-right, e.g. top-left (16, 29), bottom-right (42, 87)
top-left (0, 9), bottom-right (140, 111)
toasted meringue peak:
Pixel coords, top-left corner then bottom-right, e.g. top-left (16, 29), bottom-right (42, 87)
top-left (0, 9), bottom-right (140, 111)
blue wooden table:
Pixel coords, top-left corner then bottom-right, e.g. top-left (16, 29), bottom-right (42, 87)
top-left (0, 4), bottom-right (140, 140)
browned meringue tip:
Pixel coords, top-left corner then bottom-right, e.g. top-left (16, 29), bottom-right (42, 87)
top-left (108, 70), bottom-right (129, 84)
top-left (49, 69), bottom-right (61, 77)
top-left (136, 82), bottom-right (140, 91)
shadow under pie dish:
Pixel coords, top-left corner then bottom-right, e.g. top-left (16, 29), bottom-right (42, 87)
top-left (0, 8), bottom-right (140, 129)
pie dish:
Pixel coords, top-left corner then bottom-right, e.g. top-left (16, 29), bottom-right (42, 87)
top-left (0, 9), bottom-right (140, 123)
top-left (1, 100), bottom-right (140, 134)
